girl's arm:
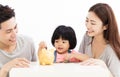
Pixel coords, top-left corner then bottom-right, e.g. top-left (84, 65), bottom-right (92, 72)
top-left (65, 52), bottom-right (90, 61)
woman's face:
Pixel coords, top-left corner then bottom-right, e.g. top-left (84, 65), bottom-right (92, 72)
top-left (85, 12), bottom-right (107, 37)
top-left (54, 37), bottom-right (70, 54)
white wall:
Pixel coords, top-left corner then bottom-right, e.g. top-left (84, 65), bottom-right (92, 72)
top-left (0, 0), bottom-right (120, 51)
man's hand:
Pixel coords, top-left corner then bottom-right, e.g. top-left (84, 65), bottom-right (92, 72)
top-left (1, 58), bottom-right (30, 72)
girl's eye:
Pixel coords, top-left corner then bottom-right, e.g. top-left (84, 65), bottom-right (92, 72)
top-left (62, 41), bottom-right (67, 43)
top-left (55, 40), bottom-right (58, 43)
top-left (63, 41), bottom-right (65, 43)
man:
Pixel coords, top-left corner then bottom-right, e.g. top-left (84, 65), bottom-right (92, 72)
top-left (0, 4), bottom-right (37, 77)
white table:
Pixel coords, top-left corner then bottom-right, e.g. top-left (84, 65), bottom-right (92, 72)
top-left (10, 62), bottom-right (109, 77)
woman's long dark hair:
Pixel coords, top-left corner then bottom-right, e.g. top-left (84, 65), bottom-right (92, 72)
top-left (89, 3), bottom-right (120, 59)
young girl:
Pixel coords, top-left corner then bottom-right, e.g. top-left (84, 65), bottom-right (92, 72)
top-left (39, 25), bottom-right (89, 63)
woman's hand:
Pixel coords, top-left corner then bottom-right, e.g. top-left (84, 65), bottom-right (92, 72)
top-left (80, 58), bottom-right (107, 68)
top-left (80, 58), bottom-right (113, 77)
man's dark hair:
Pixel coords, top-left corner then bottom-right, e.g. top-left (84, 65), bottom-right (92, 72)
top-left (0, 4), bottom-right (15, 28)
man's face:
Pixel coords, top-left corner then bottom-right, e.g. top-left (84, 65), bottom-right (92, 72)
top-left (0, 17), bottom-right (18, 46)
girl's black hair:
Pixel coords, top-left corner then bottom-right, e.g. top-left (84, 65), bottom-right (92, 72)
top-left (51, 25), bottom-right (77, 49)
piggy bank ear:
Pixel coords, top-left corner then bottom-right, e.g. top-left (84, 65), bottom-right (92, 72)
top-left (49, 48), bottom-right (55, 53)
top-left (41, 48), bottom-right (47, 53)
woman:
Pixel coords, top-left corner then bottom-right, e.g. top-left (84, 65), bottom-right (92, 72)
top-left (79, 3), bottom-right (120, 77)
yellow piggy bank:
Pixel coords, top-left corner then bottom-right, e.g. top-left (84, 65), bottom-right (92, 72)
top-left (38, 48), bottom-right (55, 65)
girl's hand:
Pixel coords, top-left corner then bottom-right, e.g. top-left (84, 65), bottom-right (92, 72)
top-left (64, 53), bottom-right (73, 62)
top-left (39, 41), bottom-right (47, 50)
top-left (38, 41), bottom-right (47, 57)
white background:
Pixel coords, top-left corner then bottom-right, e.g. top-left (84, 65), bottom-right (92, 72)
top-left (0, 0), bottom-right (120, 51)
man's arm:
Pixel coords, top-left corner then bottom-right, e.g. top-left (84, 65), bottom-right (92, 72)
top-left (0, 58), bottom-right (30, 77)
top-left (0, 68), bottom-right (8, 77)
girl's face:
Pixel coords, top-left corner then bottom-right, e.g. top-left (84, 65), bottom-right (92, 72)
top-left (85, 12), bottom-right (107, 37)
top-left (54, 37), bottom-right (70, 54)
